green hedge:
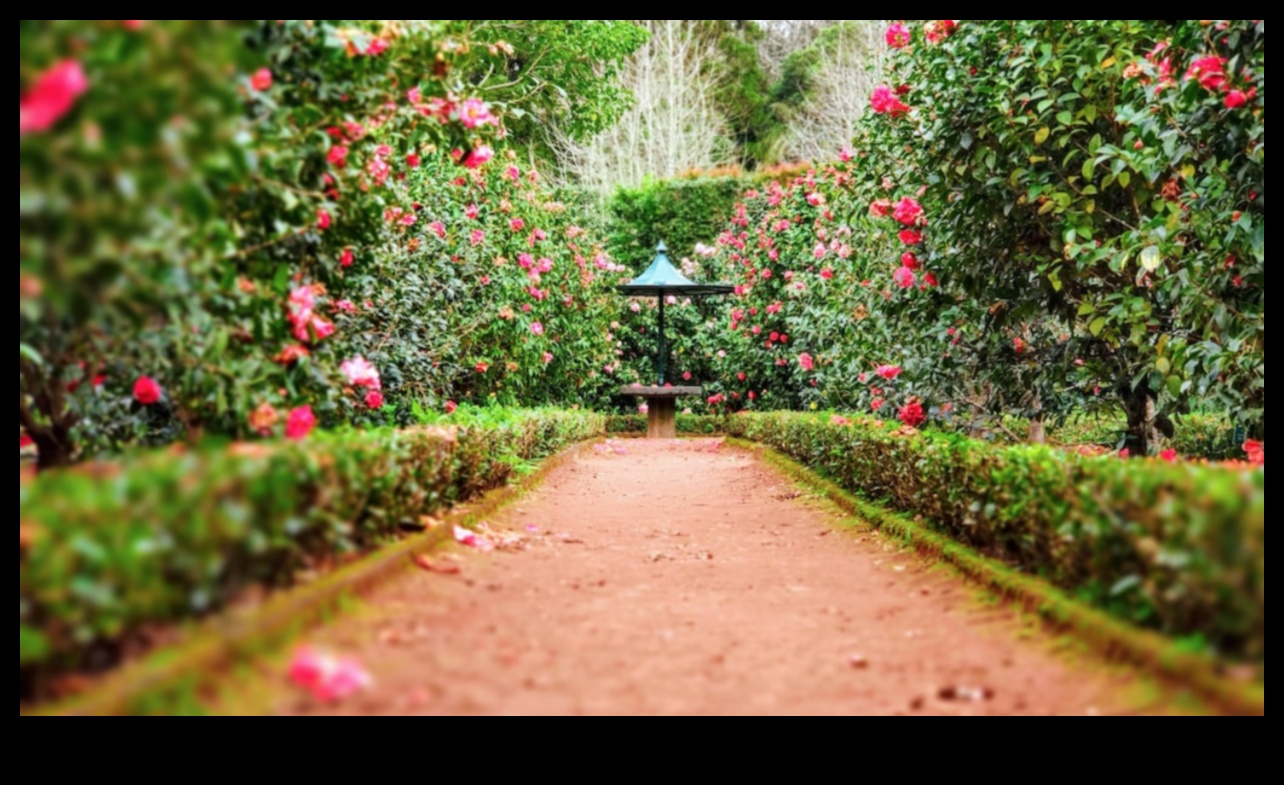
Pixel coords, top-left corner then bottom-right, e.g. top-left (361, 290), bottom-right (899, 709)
top-left (606, 414), bottom-right (724, 435)
top-left (723, 413), bottom-right (1264, 660)
top-left (20, 409), bottom-right (602, 689)
top-left (608, 176), bottom-right (748, 264)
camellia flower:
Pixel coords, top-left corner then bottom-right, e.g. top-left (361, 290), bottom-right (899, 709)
top-left (1013, 337), bottom-right (1028, 354)
top-left (885, 22), bottom-right (911, 48)
top-left (122, 20), bottom-right (146, 30)
top-left (510, 218), bottom-right (526, 232)
top-left (1224, 89), bottom-right (1249, 109)
top-left (340, 248), bottom-right (354, 268)
top-left (133, 376), bottom-right (162, 405)
top-left (876, 365), bottom-right (903, 380)
top-left (429, 221), bottom-right (447, 239)
top-left (924, 20), bottom-right (957, 45)
top-left (275, 344), bottom-right (310, 366)
top-left (1159, 449), bottom-right (1179, 463)
top-left (463, 145), bottom-right (494, 169)
top-left (459, 98), bottom-right (497, 129)
top-left (470, 229), bottom-right (485, 246)
top-left (445, 401), bottom-right (458, 415)
top-left (365, 38), bottom-right (389, 56)
top-left (893, 197), bottom-right (924, 226)
top-left (465, 204), bottom-right (480, 220)
top-left (406, 152), bottom-right (421, 168)
top-left (820, 268), bottom-right (834, 280)
top-left (901, 252), bottom-right (919, 270)
top-left (327, 145), bottom-right (348, 168)
top-left (365, 391), bottom-right (384, 410)
top-left (898, 229), bottom-right (923, 246)
top-left (871, 398), bottom-right (885, 412)
top-left (923, 272), bottom-right (939, 288)
top-left (799, 353), bottom-right (815, 372)
top-left (638, 404), bottom-right (649, 415)
top-left (530, 322), bottom-right (545, 336)
top-left (250, 68), bottom-right (273, 92)
top-left (317, 209), bottom-right (332, 230)
top-left (288, 647), bottom-right (371, 703)
top-left (899, 400), bottom-right (926, 428)
top-left (285, 406), bottom-right (316, 441)
top-left (893, 267), bottom-right (916, 289)
top-left (869, 199), bottom-right (894, 218)
top-left (248, 402), bottom-right (279, 436)
top-left (870, 85), bottom-right (910, 116)
top-left (543, 352), bottom-right (554, 364)
top-left (19, 60), bottom-right (89, 135)
top-left (340, 356), bottom-right (381, 390)
top-left (1186, 55), bottom-right (1228, 92)
top-left (1243, 439), bottom-right (1264, 466)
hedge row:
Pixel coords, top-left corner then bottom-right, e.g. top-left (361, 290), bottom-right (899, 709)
top-left (605, 414), bottom-right (724, 435)
top-left (721, 413), bottom-right (1264, 660)
top-left (20, 409), bottom-right (603, 688)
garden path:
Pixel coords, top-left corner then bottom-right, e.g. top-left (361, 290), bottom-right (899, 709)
top-left (253, 439), bottom-right (1167, 716)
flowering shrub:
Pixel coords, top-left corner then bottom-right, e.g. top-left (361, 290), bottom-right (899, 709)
top-left (20, 20), bottom-right (641, 466)
top-left (692, 20), bottom-right (1263, 454)
top-left (19, 407), bottom-right (603, 694)
top-left (725, 412), bottom-right (1264, 659)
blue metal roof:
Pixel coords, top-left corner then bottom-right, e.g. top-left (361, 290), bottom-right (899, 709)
top-left (616, 242), bottom-right (734, 297)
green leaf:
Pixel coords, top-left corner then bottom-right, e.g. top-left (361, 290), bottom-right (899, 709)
top-left (1089, 317), bottom-right (1107, 337)
top-left (1057, 110), bottom-right (1073, 125)
top-left (1082, 159), bottom-right (1095, 180)
top-left (1035, 127), bottom-right (1051, 145)
top-left (1118, 171), bottom-right (1132, 189)
top-left (20, 343), bottom-right (44, 368)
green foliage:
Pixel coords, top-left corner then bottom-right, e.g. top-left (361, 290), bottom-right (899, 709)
top-left (605, 414), bottom-right (723, 435)
top-left (608, 176), bottom-right (748, 264)
top-left (725, 412), bottom-right (1263, 659)
top-left (693, 20), bottom-right (1264, 453)
top-left (19, 408), bottom-right (602, 690)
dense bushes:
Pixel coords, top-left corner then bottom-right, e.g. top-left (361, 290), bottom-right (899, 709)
top-left (19, 408), bottom-right (602, 689)
top-left (724, 412), bottom-right (1263, 659)
top-left (694, 20), bottom-right (1264, 455)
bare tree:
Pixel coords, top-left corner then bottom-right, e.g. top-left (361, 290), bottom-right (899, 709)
top-left (755, 20), bottom-right (844, 80)
top-left (779, 20), bottom-right (885, 163)
top-left (553, 20), bottom-right (732, 194)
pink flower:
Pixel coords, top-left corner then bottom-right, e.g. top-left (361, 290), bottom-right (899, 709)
top-left (340, 248), bottom-right (355, 268)
top-left (893, 267), bottom-right (916, 289)
top-left (365, 38), bottom-right (389, 56)
top-left (506, 165), bottom-right (521, 181)
top-left (445, 401), bottom-right (458, 415)
top-left (893, 197), bottom-right (924, 226)
top-left (334, 300), bottom-right (357, 314)
top-left (831, 415), bottom-right (852, 426)
top-left (458, 98), bottom-right (497, 129)
top-left (820, 268), bottom-right (834, 280)
top-left (19, 60), bottom-right (89, 135)
top-left (1159, 449), bottom-right (1179, 463)
top-left (813, 243), bottom-right (827, 260)
top-left (898, 228), bottom-right (923, 245)
top-left (510, 218), bottom-right (526, 232)
top-left (871, 398), bottom-right (885, 412)
top-left (924, 20), bottom-right (957, 45)
top-left (683, 372), bottom-right (693, 381)
top-left (923, 272), bottom-right (939, 288)
top-left (876, 365), bottom-right (903, 380)
top-left (249, 68), bottom-right (273, 92)
top-left (463, 145), bottom-right (494, 169)
top-left (899, 400), bottom-right (926, 428)
top-left (543, 352), bottom-right (554, 364)
top-left (400, 213), bottom-right (416, 227)
top-left (317, 209), bottom-right (332, 230)
top-left (530, 322), bottom-right (545, 336)
top-left (365, 391), bottom-right (384, 410)
top-left (406, 153), bottom-right (421, 168)
top-left (122, 20), bottom-right (146, 30)
top-left (806, 192), bottom-right (825, 207)
top-left (1119, 448), bottom-right (1132, 459)
top-left (429, 221), bottom-right (447, 239)
top-left (1224, 89), bottom-right (1249, 109)
top-left (133, 376), bottom-right (162, 405)
top-left (799, 353), bottom-right (815, 372)
top-left (901, 252), bottom-right (919, 270)
top-left (1244, 440), bottom-right (1264, 466)
top-left (407, 87), bottom-right (423, 105)
top-left (870, 85), bottom-right (910, 116)
top-left (638, 404), bottom-right (649, 415)
top-left (289, 647), bottom-right (372, 703)
top-left (327, 145), bottom-right (348, 168)
top-left (286, 406), bottom-right (316, 441)
top-left (470, 229), bottom-right (485, 246)
top-left (1186, 55), bottom-right (1228, 92)
top-left (885, 23), bottom-right (911, 48)
top-left (869, 199), bottom-right (893, 218)
top-left (340, 356), bottom-right (381, 390)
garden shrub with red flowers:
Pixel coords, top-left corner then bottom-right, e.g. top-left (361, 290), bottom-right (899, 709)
top-left (20, 20), bottom-right (644, 468)
top-left (692, 20), bottom-right (1263, 456)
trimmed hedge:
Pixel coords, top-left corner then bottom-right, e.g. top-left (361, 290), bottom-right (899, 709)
top-left (20, 409), bottom-right (602, 689)
top-left (606, 414), bottom-right (724, 435)
top-left (723, 413), bottom-right (1264, 660)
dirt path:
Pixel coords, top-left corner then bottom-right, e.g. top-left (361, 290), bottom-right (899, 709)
top-left (243, 439), bottom-right (1171, 716)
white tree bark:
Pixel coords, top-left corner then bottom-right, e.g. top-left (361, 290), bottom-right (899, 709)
top-left (780, 20), bottom-right (885, 163)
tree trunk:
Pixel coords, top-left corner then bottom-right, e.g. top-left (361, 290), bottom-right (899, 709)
top-left (1124, 385), bottom-right (1162, 456)
top-left (1028, 414), bottom-right (1047, 444)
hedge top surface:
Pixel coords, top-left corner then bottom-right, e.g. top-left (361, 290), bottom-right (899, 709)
top-left (621, 386), bottom-right (703, 398)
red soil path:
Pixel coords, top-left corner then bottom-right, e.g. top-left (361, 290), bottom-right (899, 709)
top-left (262, 439), bottom-right (1166, 716)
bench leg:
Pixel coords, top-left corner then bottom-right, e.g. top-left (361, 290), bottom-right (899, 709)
top-left (647, 398), bottom-right (677, 439)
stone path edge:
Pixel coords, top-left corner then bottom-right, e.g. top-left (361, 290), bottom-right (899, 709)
top-left (25, 439), bottom-right (602, 717)
top-left (730, 438), bottom-right (1264, 717)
